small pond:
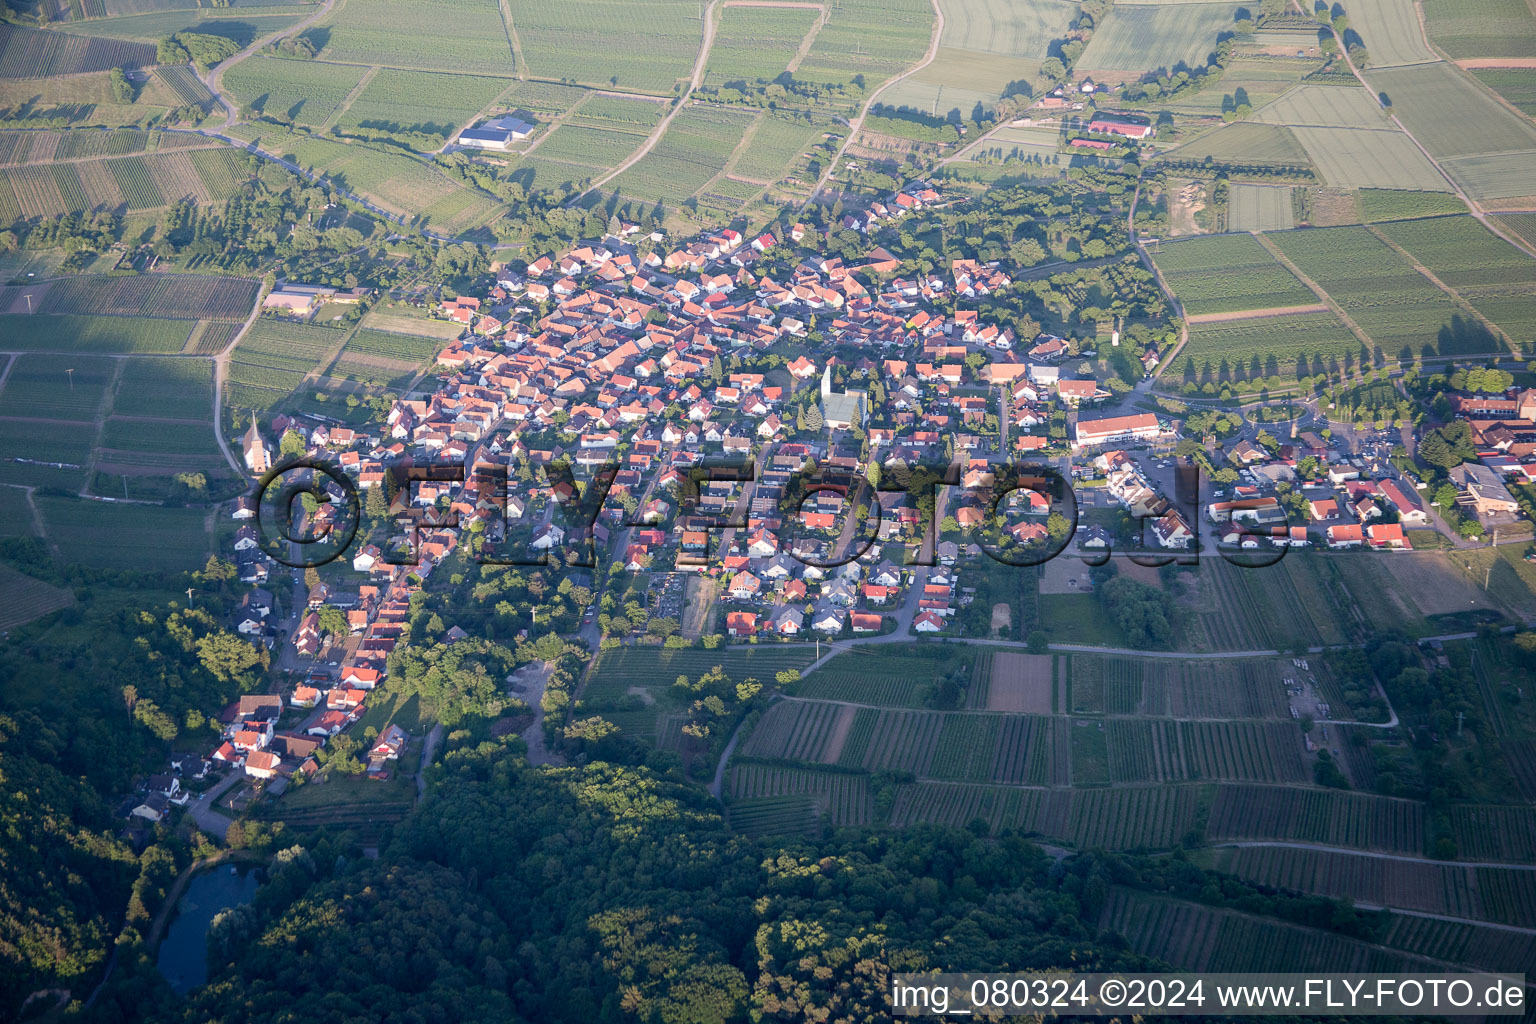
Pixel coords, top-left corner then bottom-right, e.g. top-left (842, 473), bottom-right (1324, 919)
top-left (155, 863), bottom-right (260, 994)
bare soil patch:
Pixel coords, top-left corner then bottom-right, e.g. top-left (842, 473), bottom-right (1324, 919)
top-left (1186, 303), bottom-right (1329, 324)
top-left (820, 703), bottom-right (857, 763)
top-left (988, 652), bottom-right (1054, 713)
top-left (1385, 554), bottom-right (1497, 616)
top-left (990, 601), bottom-right (1011, 635)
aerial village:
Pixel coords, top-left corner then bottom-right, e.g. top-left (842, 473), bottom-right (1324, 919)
top-left (119, 180), bottom-right (1534, 811)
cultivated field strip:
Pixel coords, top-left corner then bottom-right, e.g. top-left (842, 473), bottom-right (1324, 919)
top-left (740, 699), bottom-right (845, 763)
top-left (0, 24), bottom-right (154, 77)
top-left (886, 782), bottom-right (1205, 849)
top-left (1102, 888), bottom-right (1447, 974)
top-left (37, 275), bottom-right (258, 320)
top-left (1207, 785), bottom-right (1426, 853)
top-left (1210, 846), bottom-right (1536, 928)
top-left (1383, 914), bottom-right (1536, 977)
top-left (1071, 655), bottom-right (1291, 718)
top-left (1152, 233), bottom-right (1316, 316)
top-left (1447, 805), bottom-right (1536, 863)
top-left (726, 763), bottom-right (870, 826)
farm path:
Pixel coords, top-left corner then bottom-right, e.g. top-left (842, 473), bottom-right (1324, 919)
top-left (803, 0), bottom-right (945, 207)
top-left (1214, 840), bottom-right (1536, 872)
top-left (1297, 0), bottom-right (1536, 262)
top-left (416, 723), bottom-right (443, 801)
top-left (323, 66), bottom-right (380, 136)
top-left (210, 285), bottom-right (271, 477)
top-left (1252, 231), bottom-right (1378, 350)
top-left (1363, 223), bottom-right (1518, 354)
top-left (201, 0), bottom-right (343, 129)
top-left (575, 0), bottom-right (724, 200)
top-left (1354, 903), bottom-right (1536, 936)
top-left (17, 485), bottom-right (48, 541)
top-left (1184, 303), bottom-right (1330, 324)
top-left (498, 0), bottom-right (526, 79)
top-left (75, 358), bottom-right (125, 498)
top-left (780, 1), bottom-right (830, 76)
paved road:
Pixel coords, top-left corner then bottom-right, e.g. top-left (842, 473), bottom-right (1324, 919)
top-left (187, 771), bottom-right (242, 840)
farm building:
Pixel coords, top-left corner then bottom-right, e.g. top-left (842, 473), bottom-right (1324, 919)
top-left (456, 115), bottom-right (536, 150)
top-left (1087, 114), bottom-right (1152, 140)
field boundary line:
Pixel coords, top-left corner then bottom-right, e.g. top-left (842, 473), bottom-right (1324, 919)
top-left (1362, 222), bottom-right (1519, 355)
top-left (321, 65), bottom-right (379, 134)
top-left (1250, 231), bottom-right (1379, 351)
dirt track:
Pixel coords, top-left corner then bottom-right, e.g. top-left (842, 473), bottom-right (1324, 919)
top-left (1184, 303), bottom-right (1330, 324)
top-left (1455, 58), bottom-right (1536, 68)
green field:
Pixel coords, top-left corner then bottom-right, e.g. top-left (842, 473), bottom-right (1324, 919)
top-left (335, 69), bottom-right (513, 146)
top-left (1171, 310), bottom-right (1363, 390)
top-left (1154, 233), bottom-right (1315, 314)
top-left (729, 113), bottom-right (827, 184)
top-left (226, 319), bottom-right (346, 411)
top-left (1252, 84), bottom-right (1392, 129)
top-left (584, 644), bottom-right (816, 703)
top-left (1369, 61), bottom-right (1536, 200)
top-left (1268, 225), bottom-right (1501, 359)
top-left (704, 6), bottom-right (819, 87)
top-left (508, 0), bottom-right (700, 92)
top-left (316, 0), bottom-right (514, 74)
top-left (1227, 183), bottom-right (1295, 231)
top-left (0, 354), bottom-right (115, 422)
top-left (0, 417), bottom-right (96, 488)
top-left (1290, 126), bottom-right (1448, 190)
top-left (1163, 57), bottom-right (1320, 118)
top-left (513, 125), bottom-right (651, 190)
top-left (1341, 0), bottom-right (1438, 67)
top-left (223, 57), bottom-right (371, 128)
top-left (35, 494), bottom-right (210, 571)
top-left (0, 314), bottom-right (191, 353)
top-left (37, 275), bottom-right (258, 320)
top-left (879, 0), bottom-right (1076, 115)
top-left (1472, 69), bottom-right (1536, 116)
top-left (1376, 215), bottom-right (1536, 345)
top-left (325, 328), bottom-right (440, 387)
top-left (1078, 2), bottom-right (1244, 72)
top-left (112, 357), bottom-right (215, 420)
top-left (1358, 188), bottom-right (1468, 222)
top-left (795, 0), bottom-right (934, 92)
top-left (256, 131), bottom-right (501, 232)
top-left (609, 104), bottom-right (758, 207)
top-left (1165, 121), bottom-right (1310, 168)
top-left (1423, 0), bottom-right (1536, 61)
top-left (0, 562), bottom-right (73, 632)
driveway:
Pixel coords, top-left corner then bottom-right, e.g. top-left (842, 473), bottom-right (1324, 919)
top-left (186, 771), bottom-right (243, 840)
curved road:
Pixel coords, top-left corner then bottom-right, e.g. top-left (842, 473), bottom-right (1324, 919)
top-left (575, 0), bottom-right (721, 200)
top-left (803, 0), bottom-right (945, 207)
